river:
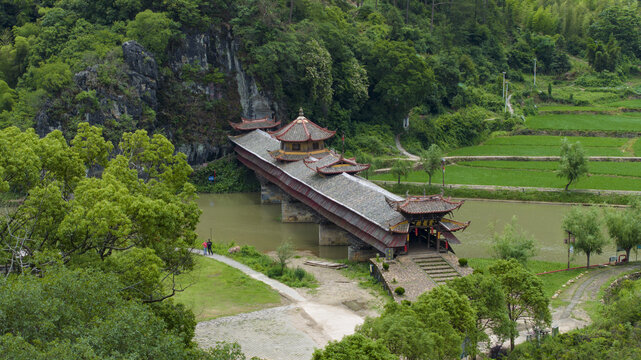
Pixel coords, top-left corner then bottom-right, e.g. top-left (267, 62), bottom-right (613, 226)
top-left (197, 194), bottom-right (620, 264)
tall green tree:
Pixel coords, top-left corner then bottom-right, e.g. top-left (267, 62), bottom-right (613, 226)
top-left (562, 206), bottom-right (608, 268)
top-left (390, 159), bottom-right (411, 184)
top-left (605, 199), bottom-right (641, 262)
top-left (420, 144), bottom-right (442, 186)
top-left (126, 10), bottom-right (178, 63)
top-left (449, 272), bottom-right (512, 356)
top-left (557, 138), bottom-right (588, 191)
top-left (0, 266), bottom-right (203, 359)
top-left (489, 259), bottom-right (551, 351)
top-left (312, 334), bottom-right (396, 360)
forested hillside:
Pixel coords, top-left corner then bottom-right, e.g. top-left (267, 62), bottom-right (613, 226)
top-left (2, 0), bottom-right (640, 162)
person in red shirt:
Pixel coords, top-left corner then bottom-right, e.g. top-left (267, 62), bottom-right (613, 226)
top-left (202, 241), bottom-right (208, 255)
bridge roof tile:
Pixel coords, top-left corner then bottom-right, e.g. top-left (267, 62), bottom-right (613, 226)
top-left (231, 130), bottom-right (405, 233)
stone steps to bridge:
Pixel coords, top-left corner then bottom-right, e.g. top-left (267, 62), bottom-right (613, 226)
top-left (411, 254), bottom-right (461, 284)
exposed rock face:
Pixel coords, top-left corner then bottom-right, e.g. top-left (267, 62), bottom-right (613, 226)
top-left (35, 30), bottom-right (277, 165)
top-left (122, 41), bottom-right (159, 109)
top-left (176, 142), bottom-right (231, 165)
top-left (210, 31), bottom-right (277, 120)
top-left (170, 30), bottom-right (278, 120)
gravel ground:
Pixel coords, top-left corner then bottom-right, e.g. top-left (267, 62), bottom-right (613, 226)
top-left (194, 252), bottom-right (383, 360)
top-left (195, 305), bottom-right (318, 360)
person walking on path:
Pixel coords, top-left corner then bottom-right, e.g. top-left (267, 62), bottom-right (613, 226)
top-left (206, 239), bottom-right (213, 255)
top-left (202, 241), bottom-right (208, 255)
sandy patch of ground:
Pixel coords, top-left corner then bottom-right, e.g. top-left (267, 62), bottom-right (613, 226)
top-left (194, 251), bottom-right (386, 360)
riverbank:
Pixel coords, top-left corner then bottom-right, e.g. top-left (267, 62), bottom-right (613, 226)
top-left (376, 182), bottom-right (635, 205)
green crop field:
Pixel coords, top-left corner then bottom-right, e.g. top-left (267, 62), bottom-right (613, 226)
top-left (447, 135), bottom-right (630, 157)
top-left (459, 161), bottom-right (641, 177)
top-left (371, 164), bottom-right (641, 191)
top-left (173, 255), bottom-right (282, 321)
top-left (634, 138), bottom-right (641, 156)
top-left (526, 113), bottom-right (641, 131)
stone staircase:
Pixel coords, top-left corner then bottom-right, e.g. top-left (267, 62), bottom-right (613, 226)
top-left (411, 253), bottom-right (461, 284)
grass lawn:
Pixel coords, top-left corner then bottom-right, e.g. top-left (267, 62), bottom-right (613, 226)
top-left (467, 258), bottom-right (592, 298)
top-left (459, 161), bottom-right (641, 178)
top-left (447, 135), bottom-right (629, 157)
top-left (538, 100), bottom-right (641, 113)
top-left (371, 164), bottom-right (641, 191)
top-left (526, 113), bottom-right (641, 131)
top-left (634, 138), bottom-right (641, 156)
top-left (173, 255), bottom-right (282, 322)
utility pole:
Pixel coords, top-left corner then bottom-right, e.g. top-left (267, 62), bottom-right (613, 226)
top-left (504, 81), bottom-right (509, 113)
top-left (533, 58), bottom-right (537, 88)
top-left (502, 71), bottom-right (506, 100)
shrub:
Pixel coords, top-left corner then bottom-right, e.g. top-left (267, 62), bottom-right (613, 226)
top-left (394, 287), bottom-right (405, 295)
top-left (382, 263), bottom-right (389, 271)
top-left (267, 265), bottom-right (283, 278)
top-left (458, 258), bottom-right (468, 267)
top-left (293, 267), bottom-right (306, 281)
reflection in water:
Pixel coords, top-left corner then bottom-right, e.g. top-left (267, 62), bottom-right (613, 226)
top-left (197, 194), bottom-right (619, 264)
top-left (196, 193), bottom-right (347, 259)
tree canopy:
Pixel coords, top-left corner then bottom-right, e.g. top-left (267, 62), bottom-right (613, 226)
top-left (562, 206), bottom-right (608, 268)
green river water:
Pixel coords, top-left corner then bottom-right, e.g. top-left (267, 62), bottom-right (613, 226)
top-left (196, 193), bottom-right (620, 264)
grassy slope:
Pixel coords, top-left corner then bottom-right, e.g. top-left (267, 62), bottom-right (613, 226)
top-left (174, 255), bottom-right (282, 322)
top-left (468, 258), bottom-right (592, 298)
top-left (447, 135), bottom-right (629, 157)
top-left (371, 165), bottom-right (641, 190)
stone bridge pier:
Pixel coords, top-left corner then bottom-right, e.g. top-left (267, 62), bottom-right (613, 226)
top-left (257, 175), bottom-right (285, 204)
top-left (281, 195), bottom-right (321, 223)
top-left (256, 174), bottom-right (383, 261)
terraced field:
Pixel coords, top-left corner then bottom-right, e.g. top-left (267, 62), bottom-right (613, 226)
top-left (447, 135), bottom-right (635, 157)
top-left (526, 113), bottom-right (641, 131)
top-left (371, 164), bottom-right (641, 191)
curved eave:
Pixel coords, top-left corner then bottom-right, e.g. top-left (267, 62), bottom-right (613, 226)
top-left (317, 163), bottom-right (371, 175)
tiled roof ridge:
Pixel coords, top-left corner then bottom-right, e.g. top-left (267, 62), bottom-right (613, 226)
top-left (231, 131), bottom-right (406, 236)
top-left (268, 109), bottom-right (335, 142)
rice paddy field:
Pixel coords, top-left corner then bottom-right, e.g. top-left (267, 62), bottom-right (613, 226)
top-left (447, 135), bottom-right (637, 157)
top-left (538, 100), bottom-right (641, 113)
top-left (371, 163), bottom-right (641, 191)
top-left (525, 112), bottom-right (641, 131)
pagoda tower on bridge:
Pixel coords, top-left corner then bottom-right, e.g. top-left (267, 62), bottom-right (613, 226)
top-left (269, 108), bottom-right (335, 162)
top-left (386, 195), bottom-right (470, 254)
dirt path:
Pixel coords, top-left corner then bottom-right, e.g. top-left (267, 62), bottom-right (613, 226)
top-left (395, 133), bottom-right (420, 161)
top-left (551, 263), bottom-right (640, 333)
top-left (507, 93), bottom-right (514, 114)
top-left (193, 252), bottom-right (381, 360)
top-left (507, 263), bottom-right (641, 347)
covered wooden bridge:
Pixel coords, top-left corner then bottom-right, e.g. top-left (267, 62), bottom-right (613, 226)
top-left (230, 111), bottom-right (468, 261)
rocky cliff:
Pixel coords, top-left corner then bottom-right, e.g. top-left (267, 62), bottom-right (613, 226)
top-left (34, 28), bottom-right (279, 165)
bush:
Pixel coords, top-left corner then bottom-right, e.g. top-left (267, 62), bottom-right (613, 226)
top-left (293, 267), bottom-right (306, 281)
top-left (458, 258), bottom-right (468, 267)
top-left (394, 287), bottom-right (405, 296)
top-left (575, 71), bottom-right (622, 87)
top-left (382, 263), bottom-right (389, 271)
top-left (267, 265), bottom-right (283, 278)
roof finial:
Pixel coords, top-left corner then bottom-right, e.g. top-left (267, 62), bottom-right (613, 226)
top-left (299, 107), bottom-right (304, 117)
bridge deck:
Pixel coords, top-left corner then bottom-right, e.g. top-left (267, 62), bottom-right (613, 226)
top-left (231, 130), bottom-right (408, 252)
